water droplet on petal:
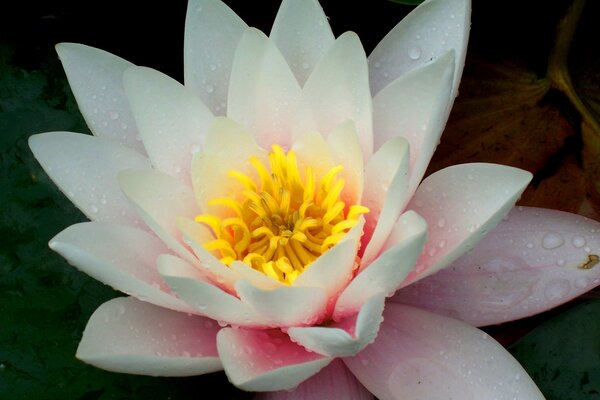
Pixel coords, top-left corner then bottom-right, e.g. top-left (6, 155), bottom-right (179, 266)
top-left (544, 279), bottom-right (570, 301)
top-left (572, 235), bottom-right (586, 248)
top-left (408, 46), bottom-right (422, 60)
top-left (542, 232), bottom-right (564, 249)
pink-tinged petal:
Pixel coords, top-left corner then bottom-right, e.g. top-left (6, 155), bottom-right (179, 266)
top-left (288, 294), bottom-right (385, 358)
top-left (77, 297), bottom-right (221, 376)
top-left (55, 43), bottom-right (145, 154)
top-left (361, 137), bottom-right (409, 267)
top-left (344, 304), bottom-right (545, 400)
top-left (118, 168), bottom-right (199, 263)
top-left (270, 0), bottom-right (335, 86)
top-left (292, 131), bottom-right (335, 184)
top-left (403, 163), bottom-right (532, 286)
top-left (123, 66), bottom-right (213, 185)
top-left (217, 327), bottom-right (331, 391)
top-left (326, 121), bottom-right (364, 205)
top-left (368, 0), bottom-right (470, 98)
top-left (293, 218), bottom-right (364, 302)
top-left (191, 117), bottom-right (267, 213)
top-left (184, 0), bottom-right (247, 115)
top-left (303, 32), bottom-right (373, 158)
top-left (230, 261), bottom-right (283, 290)
top-left (256, 359), bottom-right (374, 400)
top-left (334, 212), bottom-right (426, 319)
top-left (157, 254), bottom-right (271, 328)
top-left (29, 132), bottom-right (149, 227)
top-left (177, 217), bottom-right (241, 291)
top-left (50, 222), bottom-right (193, 313)
top-left (228, 28), bottom-right (312, 148)
top-left (373, 51), bottom-right (455, 196)
top-left (394, 206), bottom-right (600, 326)
top-left (235, 280), bottom-right (328, 327)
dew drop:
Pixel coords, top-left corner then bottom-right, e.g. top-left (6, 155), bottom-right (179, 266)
top-left (206, 84), bottom-right (214, 94)
top-left (90, 204), bottom-right (99, 214)
top-left (572, 235), bottom-right (586, 248)
top-left (526, 242), bottom-right (534, 249)
top-left (360, 358), bottom-right (369, 366)
top-left (374, 61), bottom-right (381, 69)
top-left (209, 64), bottom-right (217, 71)
top-left (542, 232), bottom-right (564, 249)
top-left (118, 305), bottom-right (126, 315)
top-left (544, 279), bottom-right (570, 301)
top-left (408, 46), bottom-right (422, 60)
top-left (437, 217), bottom-right (446, 228)
top-left (557, 259), bottom-right (566, 267)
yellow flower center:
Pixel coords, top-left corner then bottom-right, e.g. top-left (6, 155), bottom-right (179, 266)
top-left (195, 145), bottom-right (368, 285)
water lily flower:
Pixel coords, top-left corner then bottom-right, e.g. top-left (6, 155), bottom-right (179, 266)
top-left (28, 0), bottom-right (600, 398)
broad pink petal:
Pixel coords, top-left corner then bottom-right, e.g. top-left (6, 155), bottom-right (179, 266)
top-left (303, 32), bottom-right (373, 158)
top-left (157, 254), bottom-right (271, 327)
top-left (402, 163), bottom-right (532, 286)
top-left (344, 304), bottom-right (545, 400)
top-left (123, 66), bottom-right (213, 185)
top-left (394, 206), bottom-right (600, 326)
top-left (29, 132), bottom-right (149, 227)
top-left (184, 0), bottom-right (247, 115)
top-left (50, 222), bottom-right (193, 313)
top-left (235, 280), bottom-right (328, 327)
top-left (77, 297), bottom-right (221, 376)
top-left (118, 168), bottom-right (199, 263)
top-left (256, 359), bottom-right (373, 400)
top-left (373, 51), bottom-right (455, 196)
top-left (288, 294), bottom-right (385, 357)
top-left (361, 137), bottom-right (409, 267)
top-left (334, 211), bottom-right (426, 319)
top-left (55, 43), bottom-right (145, 154)
top-left (228, 28), bottom-right (311, 148)
top-left (368, 0), bottom-right (470, 98)
top-left (293, 218), bottom-right (364, 302)
top-left (326, 121), bottom-right (364, 205)
top-left (217, 327), bottom-right (331, 391)
top-left (270, 0), bottom-right (335, 86)
top-left (191, 117), bottom-right (267, 214)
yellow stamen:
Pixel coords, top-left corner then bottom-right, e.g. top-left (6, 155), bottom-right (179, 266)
top-left (194, 145), bottom-right (369, 284)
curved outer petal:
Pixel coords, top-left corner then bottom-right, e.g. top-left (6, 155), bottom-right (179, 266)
top-left (256, 359), bottom-right (374, 400)
top-left (191, 117), bottom-right (267, 213)
top-left (217, 327), bottom-right (332, 391)
top-left (344, 304), bottom-right (545, 400)
top-left (361, 136), bottom-right (409, 267)
top-left (29, 132), bottom-right (149, 228)
top-left (393, 206), bottom-right (600, 326)
top-left (402, 163), bottom-right (532, 286)
top-left (184, 0), bottom-right (247, 115)
top-left (269, 0), bottom-right (335, 86)
top-left (368, 0), bottom-right (470, 98)
top-left (373, 50), bottom-right (455, 196)
top-left (228, 28), bottom-right (311, 148)
top-left (303, 32), bottom-right (373, 158)
top-left (118, 168), bottom-right (199, 263)
top-left (123, 66), bottom-right (213, 184)
top-left (50, 222), bottom-right (193, 313)
top-left (288, 294), bottom-right (385, 358)
top-left (235, 280), bottom-right (328, 327)
top-left (55, 43), bottom-right (145, 154)
top-left (158, 254), bottom-right (272, 328)
top-left (77, 297), bottom-right (221, 377)
top-left (334, 211), bottom-right (426, 319)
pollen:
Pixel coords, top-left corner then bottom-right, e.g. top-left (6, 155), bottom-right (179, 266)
top-left (195, 145), bottom-right (368, 285)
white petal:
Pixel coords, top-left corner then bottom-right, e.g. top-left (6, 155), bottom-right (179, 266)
top-left (288, 294), bottom-right (385, 357)
top-left (77, 297), bottom-right (221, 376)
top-left (158, 254), bottom-right (271, 327)
top-left (270, 0), bottom-right (335, 86)
top-left (303, 32), bottom-right (373, 158)
top-left (368, 0), bottom-right (470, 98)
top-left (184, 0), bottom-right (247, 115)
top-left (29, 132), bottom-right (149, 227)
top-left (373, 51), bottom-right (455, 196)
top-left (361, 137), bottom-right (410, 267)
top-left (334, 211), bottom-right (426, 319)
top-left (55, 43), bottom-right (145, 154)
top-left (326, 121), bottom-right (364, 205)
top-left (50, 222), bottom-right (193, 313)
top-left (230, 261), bottom-right (284, 290)
top-left (344, 304), bottom-right (544, 400)
top-left (403, 163), bottom-right (532, 286)
top-left (228, 28), bottom-right (311, 148)
top-left (235, 280), bottom-right (328, 327)
top-left (217, 327), bottom-right (331, 391)
top-left (118, 168), bottom-right (199, 263)
top-left (123, 66), bottom-right (213, 184)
